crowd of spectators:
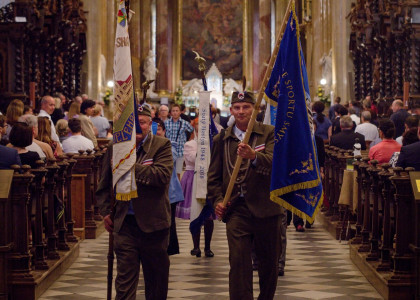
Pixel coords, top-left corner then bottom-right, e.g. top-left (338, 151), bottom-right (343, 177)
top-left (320, 97), bottom-right (419, 171)
top-left (0, 94), bottom-right (112, 167)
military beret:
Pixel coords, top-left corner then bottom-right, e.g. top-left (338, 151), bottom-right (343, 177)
top-left (231, 91), bottom-right (255, 105)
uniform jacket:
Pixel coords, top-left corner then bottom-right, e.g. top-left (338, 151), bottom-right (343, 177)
top-left (97, 134), bottom-right (173, 233)
top-left (207, 122), bottom-right (282, 218)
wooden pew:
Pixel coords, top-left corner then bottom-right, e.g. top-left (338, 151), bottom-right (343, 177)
top-left (97, 138), bottom-right (111, 149)
top-left (351, 155), bottom-right (363, 245)
top-left (71, 173), bottom-right (86, 239)
top-left (71, 147), bottom-right (107, 239)
top-left (8, 165), bottom-right (36, 298)
top-left (64, 154), bottom-right (78, 243)
top-left (73, 150), bottom-right (97, 239)
top-left (55, 158), bottom-right (69, 251)
top-left (376, 163), bottom-right (393, 271)
top-left (45, 159), bottom-right (60, 260)
top-left (92, 148), bottom-right (104, 222)
top-left (336, 150), bottom-right (354, 240)
top-left (349, 164), bottom-right (417, 299)
top-left (412, 178), bottom-right (420, 299)
top-left (321, 145), bottom-right (331, 212)
top-left (390, 167), bottom-right (415, 279)
top-left (319, 145), bottom-right (419, 299)
top-left (358, 157), bottom-right (372, 253)
top-left (31, 161), bottom-right (48, 270)
top-left (6, 159), bottom-right (82, 299)
top-left (366, 160), bottom-right (380, 260)
top-left (0, 169), bottom-right (14, 300)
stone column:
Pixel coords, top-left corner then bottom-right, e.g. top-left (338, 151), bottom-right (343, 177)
top-left (99, 0), bottom-right (115, 120)
top-left (275, 0), bottom-right (288, 35)
top-left (85, 0), bottom-right (103, 100)
top-left (310, 0), bottom-right (331, 100)
top-left (129, 0), bottom-right (142, 91)
top-left (156, 0), bottom-right (173, 94)
top-left (105, 1), bottom-right (116, 84)
top-left (331, 0), bottom-right (352, 104)
top-left (252, 0), bottom-right (271, 90)
top-left (140, 0), bottom-right (152, 84)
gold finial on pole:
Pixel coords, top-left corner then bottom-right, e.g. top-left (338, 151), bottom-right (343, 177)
top-left (142, 79), bottom-right (155, 90)
top-left (193, 51), bottom-right (207, 73)
top-left (141, 79), bottom-right (155, 105)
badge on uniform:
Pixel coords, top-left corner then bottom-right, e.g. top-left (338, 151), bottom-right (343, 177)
top-left (255, 144), bottom-right (265, 152)
top-left (142, 159), bottom-right (153, 166)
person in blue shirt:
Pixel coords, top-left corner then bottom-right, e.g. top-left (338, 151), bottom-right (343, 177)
top-left (312, 101), bottom-right (332, 141)
top-left (0, 116), bottom-right (21, 169)
top-left (164, 104), bottom-right (194, 177)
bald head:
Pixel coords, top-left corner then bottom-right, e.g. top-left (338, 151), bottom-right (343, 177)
top-left (41, 95), bottom-right (55, 115)
top-left (392, 99), bottom-right (404, 113)
top-left (74, 96), bottom-right (83, 104)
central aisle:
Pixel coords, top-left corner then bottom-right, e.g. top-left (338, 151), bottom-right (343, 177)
top-left (40, 219), bottom-right (383, 299)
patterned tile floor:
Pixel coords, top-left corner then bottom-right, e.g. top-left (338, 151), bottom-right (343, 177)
top-left (39, 219), bottom-right (384, 299)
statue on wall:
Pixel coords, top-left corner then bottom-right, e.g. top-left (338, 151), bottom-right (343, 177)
top-left (100, 54), bottom-right (106, 88)
top-left (223, 78), bottom-right (242, 96)
top-left (143, 50), bottom-right (158, 98)
top-left (319, 49), bottom-right (332, 94)
top-left (182, 78), bottom-right (204, 97)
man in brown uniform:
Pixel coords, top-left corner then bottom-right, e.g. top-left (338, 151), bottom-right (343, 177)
top-left (98, 105), bottom-right (173, 300)
top-left (207, 91), bottom-right (284, 300)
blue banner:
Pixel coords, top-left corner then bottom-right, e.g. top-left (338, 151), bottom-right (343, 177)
top-left (264, 7), bottom-right (323, 222)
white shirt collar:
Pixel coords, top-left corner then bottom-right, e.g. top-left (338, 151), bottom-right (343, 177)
top-left (39, 110), bottom-right (51, 118)
top-left (233, 125), bottom-right (245, 141)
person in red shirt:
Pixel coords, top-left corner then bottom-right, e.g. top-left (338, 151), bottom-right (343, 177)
top-left (369, 118), bottom-right (401, 164)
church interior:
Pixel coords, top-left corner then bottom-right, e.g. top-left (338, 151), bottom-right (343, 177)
top-left (0, 0), bottom-right (420, 299)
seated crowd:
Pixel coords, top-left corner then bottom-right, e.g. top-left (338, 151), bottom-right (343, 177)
top-left (320, 97), bottom-right (419, 170)
top-left (0, 94), bottom-right (111, 165)
top-left (0, 92), bottom-right (419, 300)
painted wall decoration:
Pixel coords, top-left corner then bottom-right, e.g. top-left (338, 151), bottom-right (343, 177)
top-left (182, 0), bottom-right (243, 80)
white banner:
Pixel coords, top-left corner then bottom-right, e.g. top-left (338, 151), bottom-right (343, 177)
top-left (190, 91), bottom-right (211, 222)
top-left (195, 91), bottom-right (211, 199)
top-left (112, 0), bottom-right (137, 200)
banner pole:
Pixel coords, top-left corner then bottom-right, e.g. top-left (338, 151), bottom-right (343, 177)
top-left (221, 0), bottom-right (295, 209)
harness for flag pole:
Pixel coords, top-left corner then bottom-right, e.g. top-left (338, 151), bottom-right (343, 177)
top-left (220, 0), bottom-right (294, 209)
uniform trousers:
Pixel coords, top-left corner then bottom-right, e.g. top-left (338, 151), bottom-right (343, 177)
top-left (226, 201), bottom-right (281, 300)
top-left (279, 209), bottom-right (287, 271)
top-left (114, 215), bottom-right (170, 300)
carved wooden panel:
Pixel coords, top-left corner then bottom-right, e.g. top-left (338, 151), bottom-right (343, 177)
top-left (0, 0), bottom-right (86, 112)
top-left (349, 0), bottom-right (420, 108)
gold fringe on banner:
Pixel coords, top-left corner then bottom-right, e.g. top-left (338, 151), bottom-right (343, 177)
top-left (116, 190), bottom-right (138, 201)
top-left (271, 192), bottom-right (324, 223)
